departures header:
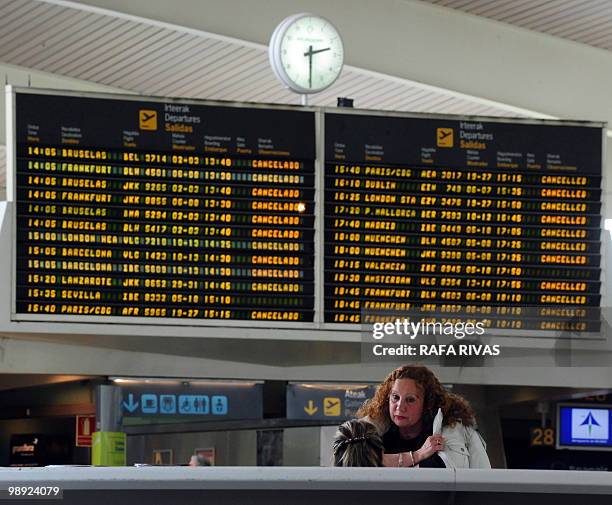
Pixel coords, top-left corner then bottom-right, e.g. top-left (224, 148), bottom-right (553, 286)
top-left (325, 113), bottom-right (602, 174)
top-left (16, 93), bottom-right (315, 159)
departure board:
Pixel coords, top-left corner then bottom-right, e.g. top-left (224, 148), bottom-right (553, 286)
top-left (324, 113), bottom-right (603, 330)
top-left (13, 91), bottom-right (315, 322)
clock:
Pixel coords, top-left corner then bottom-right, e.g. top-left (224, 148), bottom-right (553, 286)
top-left (269, 13), bottom-right (344, 94)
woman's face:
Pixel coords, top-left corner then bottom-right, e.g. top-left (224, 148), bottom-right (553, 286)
top-left (388, 378), bottom-right (424, 429)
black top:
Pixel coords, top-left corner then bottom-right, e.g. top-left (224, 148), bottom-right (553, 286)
top-left (382, 424), bottom-right (446, 468)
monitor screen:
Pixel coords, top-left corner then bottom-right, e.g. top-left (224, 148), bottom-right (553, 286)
top-left (557, 403), bottom-right (612, 450)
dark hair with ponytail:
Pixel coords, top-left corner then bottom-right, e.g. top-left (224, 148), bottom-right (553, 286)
top-left (333, 419), bottom-right (383, 467)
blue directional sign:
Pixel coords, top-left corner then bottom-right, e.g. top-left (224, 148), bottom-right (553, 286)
top-left (141, 394), bottom-right (158, 414)
top-left (212, 396), bottom-right (228, 415)
top-left (122, 393), bottom-right (139, 414)
top-left (159, 395), bottom-right (177, 414)
top-left (120, 383), bottom-right (262, 420)
top-left (178, 395), bottom-right (209, 414)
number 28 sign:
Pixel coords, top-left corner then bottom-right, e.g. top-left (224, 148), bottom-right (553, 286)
top-left (530, 427), bottom-right (555, 447)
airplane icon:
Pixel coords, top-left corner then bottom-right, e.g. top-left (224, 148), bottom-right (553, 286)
top-left (139, 109), bottom-right (158, 130)
top-left (436, 127), bottom-right (454, 147)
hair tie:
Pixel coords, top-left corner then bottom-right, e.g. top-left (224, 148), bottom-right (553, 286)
top-left (335, 435), bottom-right (367, 450)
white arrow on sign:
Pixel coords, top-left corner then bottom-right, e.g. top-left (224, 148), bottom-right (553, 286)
top-left (122, 393), bottom-right (139, 413)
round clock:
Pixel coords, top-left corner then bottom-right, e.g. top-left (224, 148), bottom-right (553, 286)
top-left (269, 13), bottom-right (344, 94)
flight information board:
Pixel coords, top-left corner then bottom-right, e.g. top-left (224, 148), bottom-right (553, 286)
top-left (324, 113), bottom-right (603, 330)
top-left (13, 91), bottom-right (315, 322)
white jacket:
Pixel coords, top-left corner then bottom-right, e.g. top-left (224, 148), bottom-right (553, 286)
top-left (365, 408), bottom-right (491, 469)
top-left (433, 409), bottom-right (491, 469)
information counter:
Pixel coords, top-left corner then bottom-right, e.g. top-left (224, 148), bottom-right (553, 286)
top-left (0, 466), bottom-right (610, 505)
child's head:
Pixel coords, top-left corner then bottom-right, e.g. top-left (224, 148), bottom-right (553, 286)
top-left (332, 419), bottom-right (383, 467)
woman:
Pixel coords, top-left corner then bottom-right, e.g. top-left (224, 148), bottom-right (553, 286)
top-left (332, 418), bottom-right (384, 467)
top-left (357, 365), bottom-right (490, 469)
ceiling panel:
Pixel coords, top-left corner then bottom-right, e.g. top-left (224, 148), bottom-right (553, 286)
top-left (424, 0), bottom-right (612, 51)
top-left (0, 0), bottom-right (531, 113)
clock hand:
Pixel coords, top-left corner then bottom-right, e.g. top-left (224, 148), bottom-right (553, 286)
top-left (307, 47), bottom-right (331, 56)
top-left (303, 46), bottom-right (330, 57)
top-left (307, 45), bottom-right (313, 88)
top-left (303, 46), bottom-right (331, 88)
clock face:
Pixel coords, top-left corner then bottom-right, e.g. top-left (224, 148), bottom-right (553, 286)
top-left (270, 14), bottom-right (344, 94)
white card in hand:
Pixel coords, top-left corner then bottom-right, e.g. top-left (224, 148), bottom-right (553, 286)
top-left (433, 407), bottom-right (443, 435)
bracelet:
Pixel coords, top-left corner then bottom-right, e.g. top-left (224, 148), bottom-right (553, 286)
top-left (408, 451), bottom-right (415, 467)
top-left (398, 453), bottom-right (404, 467)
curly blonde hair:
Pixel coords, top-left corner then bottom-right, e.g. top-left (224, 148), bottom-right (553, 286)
top-left (357, 365), bottom-right (475, 429)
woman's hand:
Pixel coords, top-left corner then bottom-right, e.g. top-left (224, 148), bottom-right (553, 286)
top-left (415, 434), bottom-right (445, 464)
top-left (382, 453), bottom-right (400, 467)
